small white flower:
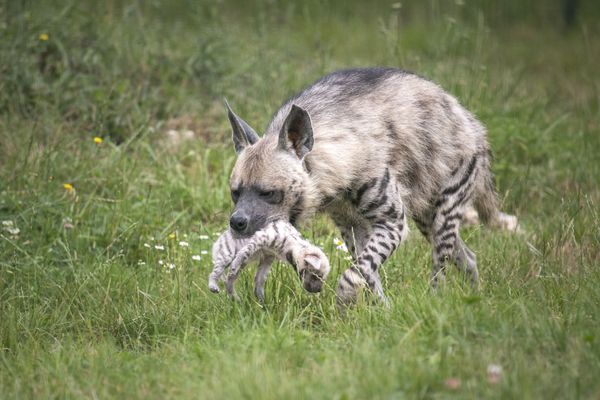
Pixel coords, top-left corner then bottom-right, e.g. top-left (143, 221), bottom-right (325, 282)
top-left (158, 260), bottom-right (164, 265)
top-left (149, 236), bottom-right (155, 241)
top-left (137, 260), bottom-right (146, 266)
top-left (2, 220), bottom-right (14, 227)
top-left (178, 241), bottom-right (189, 247)
top-left (212, 232), bottom-right (220, 237)
top-left (201, 250), bottom-right (208, 255)
top-left (199, 235), bottom-right (209, 240)
top-left (154, 244), bottom-right (165, 251)
top-left (344, 255), bottom-right (353, 261)
top-left (143, 243), bottom-right (151, 248)
top-left (487, 363), bottom-right (503, 384)
top-left (192, 255), bottom-right (202, 261)
top-left (168, 263), bottom-right (176, 270)
top-left (332, 237), bottom-right (343, 245)
top-left (336, 243), bottom-right (348, 253)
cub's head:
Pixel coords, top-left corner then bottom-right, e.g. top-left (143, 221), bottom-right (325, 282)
top-left (297, 247), bottom-right (331, 293)
top-left (226, 101), bottom-right (314, 237)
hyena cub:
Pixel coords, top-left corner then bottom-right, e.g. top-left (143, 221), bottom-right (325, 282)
top-left (208, 219), bottom-right (330, 301)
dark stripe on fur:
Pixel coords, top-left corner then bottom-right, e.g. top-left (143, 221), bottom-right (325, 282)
top-left (441, 155), bottom-right (477, 196)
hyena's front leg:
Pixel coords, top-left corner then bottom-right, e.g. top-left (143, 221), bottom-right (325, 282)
top-left (337, 170), bottom-right (408, 306)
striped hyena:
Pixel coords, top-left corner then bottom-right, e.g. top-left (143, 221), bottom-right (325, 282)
top-left (226, 67), bottom-right (515, 305)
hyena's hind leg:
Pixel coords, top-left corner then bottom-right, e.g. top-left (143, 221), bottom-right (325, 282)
top-left (430, 155), bottom-right (481, 288)
top-left (254, 255), bottom-right (274, 303)
top-left (414, 212), bottom-right (478, 287)
top-left (453, 237), bottom-right (478, 286)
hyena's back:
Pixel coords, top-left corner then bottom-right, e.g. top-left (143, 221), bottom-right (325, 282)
top-left (265, 68), bottom-right (498, 222)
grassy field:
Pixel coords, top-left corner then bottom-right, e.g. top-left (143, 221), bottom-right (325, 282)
top-left (1, 1), bottom-right (599, 398)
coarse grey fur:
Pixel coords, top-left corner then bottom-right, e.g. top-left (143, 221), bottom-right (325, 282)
top-left (227, 67), bottom-right (516, 306)
top-left (208, 220), bottom-right (330, 301)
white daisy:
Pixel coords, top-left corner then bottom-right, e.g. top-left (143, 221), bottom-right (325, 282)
top-left (333, 237), bottom-right (344, 246)
top-left (336, 243), bottom-right (349, 253)
top-left (192, 255), bottom-right (202, 261)
top-left (154, 244), bottom-right (165, 251)
top-left (178, 241), bottom-right (189, 247)
top-left (199, 235), bottom-right (209, 240)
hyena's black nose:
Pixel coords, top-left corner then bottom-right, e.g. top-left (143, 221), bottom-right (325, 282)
top-left (230, 214), bottom-right (248, 233)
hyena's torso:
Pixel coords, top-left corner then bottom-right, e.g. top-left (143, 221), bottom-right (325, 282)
top-left (265, 68), bottom-right (493, 222)
top-left (227, 68), bottom-right (506, 305)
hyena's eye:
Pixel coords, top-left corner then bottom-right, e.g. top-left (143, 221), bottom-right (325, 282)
top-left (259, 190), bottom-right (283, 204)
top-left (231, 189), bottom-right (240, 203)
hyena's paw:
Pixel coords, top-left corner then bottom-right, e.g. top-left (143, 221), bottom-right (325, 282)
top-left (208, 274), bottom-right (222, 293)
top-left (429, 269), bottom-right (447, 290)
top-left (208, 280), bottom-right (221, 294)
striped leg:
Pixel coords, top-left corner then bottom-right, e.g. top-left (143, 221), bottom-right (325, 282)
top-left (431, 155), bottom-right (480, 288)
top-left (254, 255), bottom-right (274, 302)
top-left (336, 169), bottom-right (408, 306)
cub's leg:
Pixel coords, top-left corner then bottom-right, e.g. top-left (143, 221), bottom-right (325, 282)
top-left (336, 169), bottom-right (408, 306)
top-left (431, 155), bottom-right (480, 288)
top-left (254, 255), bottom-right (275, 303)
top-left (226, 238), bottom-right (265, 299)
top-left (208, 238), bottom-right (237, 293)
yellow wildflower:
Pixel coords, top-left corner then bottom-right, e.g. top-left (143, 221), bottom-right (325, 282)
top-left (39, 33), bottom-right (49, 41)
top-left (63, 183), bottom-right (74, 192)
top-left (93, 137), bottom-right (103, 144)
top-left (168, 233), bottom-right (176, 239)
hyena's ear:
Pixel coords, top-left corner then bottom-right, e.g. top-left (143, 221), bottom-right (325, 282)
top-left (225, 99), bottom-right (260, 154)
top-left (278, 104), bottom-right (314, 159)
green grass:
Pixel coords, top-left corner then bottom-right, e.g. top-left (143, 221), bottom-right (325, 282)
top-left (1, 1), bottom-right (600, 398)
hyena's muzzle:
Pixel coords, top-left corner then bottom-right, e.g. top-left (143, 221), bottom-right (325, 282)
top-left (229, 186), bottom-right (284, 237)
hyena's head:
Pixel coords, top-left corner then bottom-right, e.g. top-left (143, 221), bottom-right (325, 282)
top-left (226, 101), bottom-right (314, 237)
